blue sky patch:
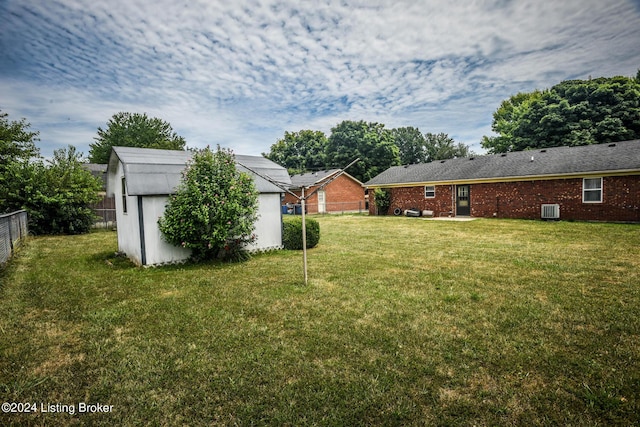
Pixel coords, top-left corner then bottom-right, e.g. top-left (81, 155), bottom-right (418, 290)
top-left (0, 0), bottom-right (639, 159)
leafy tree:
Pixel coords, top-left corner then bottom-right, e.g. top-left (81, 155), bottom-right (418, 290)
top-left (0, 110), bottom-right (40, 166)
top-left (424, 132), bottom-right (472, 161)
top-left (391, 128), bottom-right (471, 164)
top-left (158, 146), bottom-right (259, 262)
top-left (481, 91), bottom-right (543, 153)
top-left (263, 130), bottom-right (327, 174)
top-left (482, 75), bottom-right (640, 153)
top-left (1, 111), bottom-right (41, 213)
top-left (31, 146), bottom-right (102, 234)
top-left (325, 120), bottom-right (400, 183)
top-left (9, 146), bottom-right (102, 234)
top-left (89, 112), bottom-right (186, 163)
top-left (1, 111), bottom-right (102, 233)
top-left (1, 158), bottom-right (41, 215)
top-left (391, 127), bottom-right (427, 164)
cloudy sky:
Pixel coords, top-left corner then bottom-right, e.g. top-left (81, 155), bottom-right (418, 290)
top-left (1, 0), bottom-right (639, 160)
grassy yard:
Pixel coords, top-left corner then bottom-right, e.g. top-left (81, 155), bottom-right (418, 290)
top-left (1, 216), bottom-right (639, 426)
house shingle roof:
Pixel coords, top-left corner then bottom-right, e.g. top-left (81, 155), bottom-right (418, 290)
top-left (84, 163), bottom-right (108, 189)
top-left (365, 140), bottom-right (640, 187)
top-left (289, 169), bottom-right (341, 188)
top-left (107, 147), bottom-right (291, 196)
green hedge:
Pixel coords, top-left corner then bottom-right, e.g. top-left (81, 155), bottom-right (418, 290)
top-left (282, 216), bottom-right (320, 250)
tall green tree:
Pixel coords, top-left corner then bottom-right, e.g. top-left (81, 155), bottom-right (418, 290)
top-left (325, 120), bottom-right (400, 183)
top-left (391, 127), bottom-right (427, 164)
top-left (481, 91), bottom-right (543, 153)
top-left (158, 147), bottom-right (259, 262)
top-left (1, 111), bottom-right (102, 233)
top-left (3, 145), bottom-right (101, 234)
top-left (26, 146), bottom-right (102, 234)
top-left (89, 112), bottom-right (186, 163)
top-left (424, 132), bottom-right (472, 161)
top-left (482, 74), bottom-right (640, 153)
top-left (0, 111), bottom-right (40, 165)
top-left (1, 110), bottom-right (40, 214)
top-left (263, 130), bottom-right (327, 174)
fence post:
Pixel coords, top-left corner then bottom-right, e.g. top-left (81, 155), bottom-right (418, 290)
top-left (8, 214), bottom-right (13, 250)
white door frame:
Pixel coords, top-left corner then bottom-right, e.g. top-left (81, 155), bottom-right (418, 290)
top-left (317, 190), bottom-right (326, 213)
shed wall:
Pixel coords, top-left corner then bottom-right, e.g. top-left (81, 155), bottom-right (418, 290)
top-left (143, 195), bottom-right (192, 265)
top-left (113, 161), bottom-right (142, 264)
top-left (248, 193), bottom-right (284, 251)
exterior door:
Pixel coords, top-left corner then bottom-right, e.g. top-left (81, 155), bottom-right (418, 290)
top-left (317, 190), bottom-right (326, 213)
top-left (456, 185), bottom-right (470, 216)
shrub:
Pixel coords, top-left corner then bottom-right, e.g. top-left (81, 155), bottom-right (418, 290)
top-left (374, 188), bottom-right (391, 215)
top-left (8, 146), bottom-right (102, 234)
top-left (282, 216), bottom-right (320, 250)
top-left (158, 146), bottom-right (259, 262)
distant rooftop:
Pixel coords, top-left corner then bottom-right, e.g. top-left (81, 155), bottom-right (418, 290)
top-left (84, 163), bottom-right (108, 189)
top-left (289, 169), bottom-right (341, 188)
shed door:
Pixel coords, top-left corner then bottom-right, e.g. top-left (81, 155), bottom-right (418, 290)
top-left (456, 185), bottom-right (470, 216)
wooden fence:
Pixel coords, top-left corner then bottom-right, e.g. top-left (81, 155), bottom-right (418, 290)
top-left (91, 195), bottom-right (116, 229)
top-left (0, 210), bottom-right (29, 266)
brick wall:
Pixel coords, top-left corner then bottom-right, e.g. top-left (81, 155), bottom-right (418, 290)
top-left (369, 185), bottom-right (454, 216)
top-left (323, 174), bottom-right (365, 211)
top-left (471, 176), bottom-right (640, 221)
top-left (283, 174), bottom-right (365, 214)
top-left (370, 175), bottom-right (640, 221)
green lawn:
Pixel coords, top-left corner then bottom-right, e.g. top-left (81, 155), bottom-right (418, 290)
top-left (1, 216), bottom-right (639, 426)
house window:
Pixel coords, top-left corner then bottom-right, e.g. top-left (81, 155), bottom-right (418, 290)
top-left (121, 177), bottom-right (128, 213)
top-left (583, 177), bottom-right (602, 203)
top-left (425, 185), bottom-right (436, 198)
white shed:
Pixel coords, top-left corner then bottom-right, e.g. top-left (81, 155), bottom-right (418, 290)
top-left (106, 146), bottom-right (291, 266)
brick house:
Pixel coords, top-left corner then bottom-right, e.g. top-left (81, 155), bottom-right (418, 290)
top-left (365, 140), bottom-right (640, 222)
top-left (283, 170), bottom-right (366, 214)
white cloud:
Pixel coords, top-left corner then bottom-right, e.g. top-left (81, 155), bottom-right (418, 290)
top-left (1, 0), bottom-right (639, 159)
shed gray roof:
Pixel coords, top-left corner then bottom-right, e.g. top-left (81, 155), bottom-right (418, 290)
top-left (365, 139), bottom-right (640, 187)
top-left (107, 147), bottom-right (290, 196)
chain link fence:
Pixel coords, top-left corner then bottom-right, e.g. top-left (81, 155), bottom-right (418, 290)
top-left (0, 210), bottom-right (29, 266)
top-left (283, 201), bottom-right (367, 215)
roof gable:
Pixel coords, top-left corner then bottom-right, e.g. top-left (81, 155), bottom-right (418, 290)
top-left (289, 169), bottom-right (364, 189)
top-left (107, 147), bottom-right (291, 196)
top-left (365, 140), bottom-right (640, 187)
top-left (290, 169), bottom-right (340, 188)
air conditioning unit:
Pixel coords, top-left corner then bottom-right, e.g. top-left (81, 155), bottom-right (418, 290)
top-left (541, 204), bottom-right (560, 219)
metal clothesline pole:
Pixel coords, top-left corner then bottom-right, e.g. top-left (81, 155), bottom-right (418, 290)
top-left (301, 186), bottom-right (308, 285)
top-left (237, 157), bottom-right (359, 285)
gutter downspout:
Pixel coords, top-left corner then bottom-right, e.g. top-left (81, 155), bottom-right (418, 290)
top-left (137, 196), bottom-right (147, 266)
top-left (451, 184), bottom-right (455, 217)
